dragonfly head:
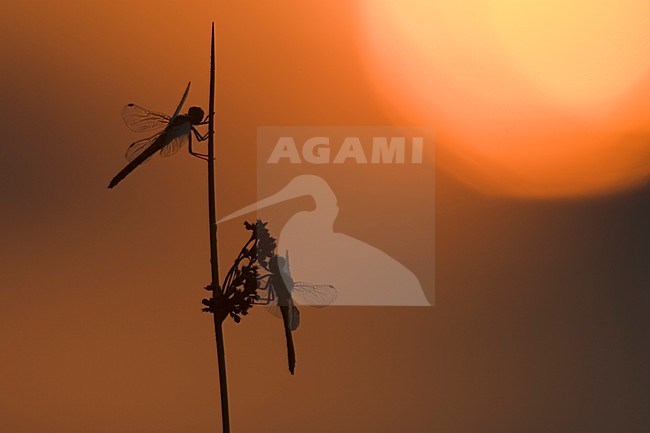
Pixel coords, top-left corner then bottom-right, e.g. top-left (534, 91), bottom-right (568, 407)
top-left (188, 106), bottom-right (205, 125)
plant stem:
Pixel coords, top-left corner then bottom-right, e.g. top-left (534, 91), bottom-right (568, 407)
top-left (207, 22), bottom-right (230, 433)
top-left (213, 317), bottom-right (229, 433)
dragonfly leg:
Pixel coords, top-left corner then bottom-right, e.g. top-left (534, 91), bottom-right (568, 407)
top-left (188, 130), bottom-right (209, 161)
top-left (192, 126), bottom-right (210, 142)
top-left (253, 275), bottom-right (275, 305)
top-left (198, 112), bottom-right (214, 125)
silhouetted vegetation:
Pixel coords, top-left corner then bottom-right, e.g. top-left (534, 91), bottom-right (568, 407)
top-left (202, 220), bottom-right (276, 323)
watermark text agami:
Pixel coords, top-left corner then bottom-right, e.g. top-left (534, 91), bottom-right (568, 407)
top-left (267, 136), bottom-right (424, 164)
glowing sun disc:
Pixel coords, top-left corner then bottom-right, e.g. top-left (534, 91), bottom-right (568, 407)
top-left (359, 0), bottom-right (650, 197)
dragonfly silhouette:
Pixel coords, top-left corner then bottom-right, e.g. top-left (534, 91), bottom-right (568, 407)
top-left (108, 82), bottom-right (208, 189)
top-left (256, 251), bottom-right (337, 375)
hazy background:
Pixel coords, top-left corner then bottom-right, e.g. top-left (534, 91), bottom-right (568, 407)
top-left (0, 1), bottom-right (648, 432)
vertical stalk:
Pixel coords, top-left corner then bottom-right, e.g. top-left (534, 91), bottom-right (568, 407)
top-left (207, 22), bottom-right (230, 433)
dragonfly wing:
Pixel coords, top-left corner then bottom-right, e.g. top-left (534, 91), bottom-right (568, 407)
top-left (273, 304), bottom-right (300, 330)
top-left (287, 305), bottom-right (300, 331)
top-left (125, 133), bottom-right (162, 162)
top-left (121, 104), bottom-right (170, 132)
top-left (261, 294), bottom-right (292, 326)
top-left (253, 283), bottom-right (283, 317)
top-left (171, 82), bottom-right (191, 119)
top-left (267, 304), bottom-right (282, 319)
top-left (280, 267), bottom-right (295, 293)
top-left (291, 282), bottom-right (337, 307)
top-left (160, 132), bottom-right (188, 157)
top-left (251, 286), bottom-right (283, 317)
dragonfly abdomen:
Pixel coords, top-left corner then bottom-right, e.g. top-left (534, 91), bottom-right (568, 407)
top-left (107, 131), bottom-right (170, 188)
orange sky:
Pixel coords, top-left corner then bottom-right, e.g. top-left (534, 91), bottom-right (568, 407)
top-left (360, 0), bottom-right (650, 197)
top-left (0, 1), bottom-right (648, 432)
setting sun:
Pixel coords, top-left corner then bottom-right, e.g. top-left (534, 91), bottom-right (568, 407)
top-left (360, 0), bottom-right (650, 196)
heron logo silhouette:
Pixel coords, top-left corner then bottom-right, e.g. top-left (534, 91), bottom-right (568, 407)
top-left (218, 126), bottom-right (435, 306)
